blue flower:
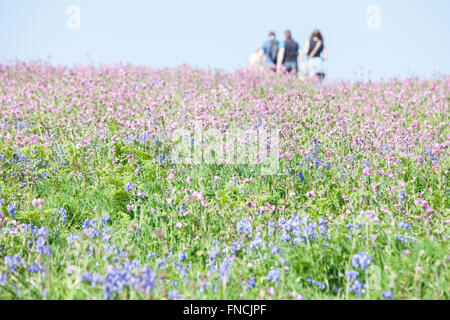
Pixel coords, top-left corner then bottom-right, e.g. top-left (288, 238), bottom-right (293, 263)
top-left (27, 263), bottom-right (44, 273)
top-left (242, 277), bottom-right (256, 291)
top-left (66, 234), bottom-right (78, 246)
top-left (382, 290), bottom-right (394, 299)
top-left (349, 278), bottom-right (366, 297)
top-left (146, 252), bottom-right (158, 260)
top-left (56, 208), bottom-right (67, 224)
top-left (345, 270), bottom-right (358, 283)
top-left (231, 241), bottom-right (244, 255)
top-left (267, 268), bottom-right (281, 283)
top-left (352, 252), bottom-right (372, 271)
top-left (236, 219), bottom-right (252, 236)
top-left (219, 257), bottom-right (233, 283)
top-left (168, 289), bottom-right (183, 300)
top-left (307, 276), bottom-right (326, 291)
top-left (124, 182), bottom-right (134, 193)
top-left (399, 221), bottom-right (411, 229)
top-left (5, 254), bottom-right (21, 272)
top-left (270, 246), bottom-right (280, 255)
top-left (280, 231), bottom-right (291, 243)
top-left (81, 272), bottom-right (92, 283)
top-left (178, 251), bottom-right (187, 263)
top-left (7, 202), bottom-right (16, 218)
top-left (0, 272), bottom-right (7, 285)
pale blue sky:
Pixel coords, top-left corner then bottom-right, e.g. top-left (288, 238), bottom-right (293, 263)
top-left (1, 0), bottom-right (449, 80)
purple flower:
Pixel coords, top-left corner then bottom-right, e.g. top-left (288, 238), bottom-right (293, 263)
top-left (66, 234), bottom-right (79, 246)
top-left (399, 221), bottom-right (411, 229)
top-left (349, 278), bottom-right (366, 297)
top-left (242, 277), bottom-right (256, 291)
top-left (56, 208), bottom-right (67, 224)
top-left (168, 289), bottom-right (183, 300)
top-left (267, 268), bottom-right (281, 283)
top-left (231, 241), bottom-right (244, 255)
top-left (236, 219), bottom-right (252, 236)
top-left (0, 272), bottom-right (7, 285)
top-left (345, 270), bottom-right (358, 283)
top-left (280, 231), bottom-right (291, 242)
top-left (81, 272), bottom-right (92, 282)
top-left (125, 182), bottom-right (134, 192)
top-left (27, 263), bottom-right (44, 273)
top-left (178, 251), bottom-right (187, 263)
top-left (270, 245), bottom-right (280, 255)
top-left (352, 252), bottom-right (372, 271)
top-left (5, 254), bottom-right (21, 272)
top-left (7, 202), bottom-right (16, 218)
top-left (307, 276), bottom-right (326, 291)
top-left (219, 257), bottom-right (233, 283)
top-left (382, 290), bottom-right (394, 299)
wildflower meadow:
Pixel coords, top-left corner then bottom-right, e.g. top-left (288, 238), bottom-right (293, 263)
top-left (0, 62), bottom-right (448, 300)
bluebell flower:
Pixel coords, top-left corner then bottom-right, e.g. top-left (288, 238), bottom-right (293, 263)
top-left (306, 222), bottom-right (317, 239)
top-left (101, 216), bottom-right (112, 224)
top-left (352, 252), bottom-right (372, 271)
top-left (137, 190), bottom-right (146, 199)
top-left (280, 231), bottom-right (291, 243)
top-left (270, 246), bottom-right (280, 255)
top-left (81, 272), bottom-right (92, 283)
top-left (82, 219), bottom-right (91, 231)
top-left (349, 278), bottom-right (366, 297)
top-left (91, 272), bottom-right (105, 286)
top-left (242, 277), bottom-right (256, 291)
top-left (7, 202), bottom-right (16, 218)
top-left (146, 252), bottom-right (158, 260)
top-left (5, 254), bottom-right (21, 272)
top-left (345, 270), bottom-right (358, 283)
top-left (231, 241), bottom-right (244, 255)
top-left (307, 276), bottom-right (326, 291)
top-left (267, 268), bottom-right (281, 283)
top-left (236, 219), bottom-right (252, 236)
top-left (0, 272), bottom-right (7, 285)
top-left (124, 182), bottom-right (134, 192)
top-left (168, 289), bottom-right (183, 300)
top-left (27, 263), bottom-right (43, 273)
top-left (382, 290), bottom-right (394, 299)
top-left (398, 190), bottom-right (406, 202)
top-left (318, 217), bottom-right (327, 225)
top-left (268, 221), bottom-right (277, 237)
top-left (178, 251), bottom-right (187, 263)
top-left (249, 237), bottom-right (263, 250)
top-left (399, 221), bottom-right (411, 229)
top-left (219, 257), bottom-right (233, 283)
top-left (56, 208), bottom-right (67, 224)
top-left (180, 267), bottom-right (188, 278)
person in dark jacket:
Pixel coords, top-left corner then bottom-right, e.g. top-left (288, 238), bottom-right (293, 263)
top-left (276, 30), bottom-right (302, 74)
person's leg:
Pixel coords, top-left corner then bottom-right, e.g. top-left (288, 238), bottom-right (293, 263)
top-left (318, 73), bottom-right (324, 84)
top-left (284, 62), bottom-right (290, 73)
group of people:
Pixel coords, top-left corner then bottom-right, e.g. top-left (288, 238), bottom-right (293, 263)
top-left (249, 29), bottom-right (327, 83)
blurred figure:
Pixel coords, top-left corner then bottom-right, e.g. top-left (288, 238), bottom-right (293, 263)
top-left (261, 31), bottom-right (279, 71)
top-left (248, 48), bottom-right (265, 71)
top-left (276, 30), bottom-right (302, 74)
top-left (303, 29), bottom-right (327, 83)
